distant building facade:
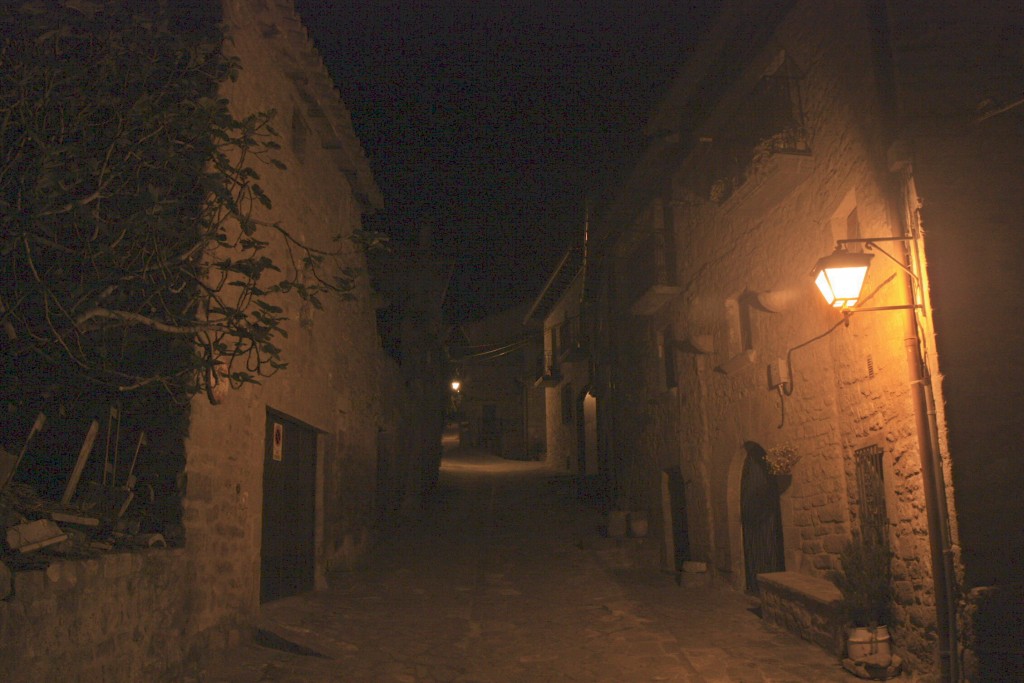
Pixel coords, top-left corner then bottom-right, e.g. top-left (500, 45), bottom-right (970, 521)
top-left (525, 243), bottom-right (606, 486)
top-left (449, 304), bottom-right (543, 460)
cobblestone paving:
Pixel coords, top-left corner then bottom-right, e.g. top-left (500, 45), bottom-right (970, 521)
top-left (196, 448), bottom-right (861, 682)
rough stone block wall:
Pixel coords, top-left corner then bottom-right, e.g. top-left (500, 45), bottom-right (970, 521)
top-left (602, 0), bottom-right (945, 676)
top-left (758, 572), bottom-right (844, 655)
top-left (605, 235), bottom-right (684, 537)
top-left (183, 0), bottom-right (409, 613)
top-left (0, 551), bottom-right (245, 683)
top-left (543, 277), bottom-right (589, 473)
top-left (1, 2), bottom-right (412, 680)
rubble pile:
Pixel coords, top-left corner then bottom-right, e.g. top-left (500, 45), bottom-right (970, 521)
top-left (0, 410), bottom-right (182, 584)
top-left (1, 480), bottom-right (169, 570)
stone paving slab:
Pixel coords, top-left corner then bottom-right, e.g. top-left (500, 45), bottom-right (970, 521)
top-left (194, 448), bottom-right (867, 682)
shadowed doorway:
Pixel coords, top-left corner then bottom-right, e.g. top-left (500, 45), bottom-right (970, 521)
top-left (740, 441), bottom-right (785, 594)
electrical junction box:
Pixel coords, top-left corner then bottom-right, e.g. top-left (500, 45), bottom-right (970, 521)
top-left (768, 359), bottom-right (791, 389)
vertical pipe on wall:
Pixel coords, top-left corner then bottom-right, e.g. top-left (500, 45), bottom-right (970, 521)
top-left (903, 333), bottom-right (954, 680)
top-left (898, 173), bottom-right (959, 682)
top-left (871, 0), bottom-right (960, 673)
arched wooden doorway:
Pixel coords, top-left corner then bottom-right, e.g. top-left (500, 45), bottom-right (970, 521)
top-left (740, 441), bottom-right (785, 593)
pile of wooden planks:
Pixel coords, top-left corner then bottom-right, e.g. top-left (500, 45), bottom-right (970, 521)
top-left (1, 409), bottom-right (165, 568)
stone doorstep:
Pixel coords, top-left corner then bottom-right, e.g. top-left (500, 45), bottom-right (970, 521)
top-left (757, 570), bottom-right (844, 656)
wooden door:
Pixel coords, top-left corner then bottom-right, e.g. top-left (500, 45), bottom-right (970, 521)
top-left (261, 411), bottom-right (316, 603)
top-left (741, 444), bottom-right (784, 594)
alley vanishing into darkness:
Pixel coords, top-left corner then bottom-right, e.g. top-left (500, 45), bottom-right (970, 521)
top-left (197, 442), bottom-right (853, 683)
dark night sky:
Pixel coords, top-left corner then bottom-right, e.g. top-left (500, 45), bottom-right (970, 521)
top-left (294, 1), bottom-right (722, 321)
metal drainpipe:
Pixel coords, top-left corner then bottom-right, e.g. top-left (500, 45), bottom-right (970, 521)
top-left (899, 175), bottom-right (959, 682)
top-left (904, 334), bottom-right (955, 681)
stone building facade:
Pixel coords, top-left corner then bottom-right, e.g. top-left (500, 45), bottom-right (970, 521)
top-left (449, 304), bottom-right (542, 460)
top-left (581, 1), bottom-right (1023, 679)
top-left (525, 244), bottom-right (604, 481)
top-left (0, 2), bottom-right (432, 680)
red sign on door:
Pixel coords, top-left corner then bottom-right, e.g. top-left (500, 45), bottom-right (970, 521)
top-left (272, 422), bottom-right (283, 461)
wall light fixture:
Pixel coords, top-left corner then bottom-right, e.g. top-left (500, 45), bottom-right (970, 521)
top-left (811, 237), bottom-right (921, 312)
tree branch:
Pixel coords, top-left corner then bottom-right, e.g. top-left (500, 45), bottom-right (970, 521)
top-left (74, 307), bottom-right (227, 335)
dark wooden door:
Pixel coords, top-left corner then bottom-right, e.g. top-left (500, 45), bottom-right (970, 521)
top-left (261, 411), bottom-right (316, 603)
top-left (741, 444), bottom-right (785, 594)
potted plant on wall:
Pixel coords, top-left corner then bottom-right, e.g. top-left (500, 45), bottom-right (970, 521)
top-left (763, 444), bottom-right (799, 491)
top-left (764, 444), bottom-right (800, 475)
top-left (828, 537), bottom-right (902, 679)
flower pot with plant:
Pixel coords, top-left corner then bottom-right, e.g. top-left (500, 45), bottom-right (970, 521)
top-left (764, 444), bottom-right (800, 475)
top-left (828, 537), bottom-right (902, 679)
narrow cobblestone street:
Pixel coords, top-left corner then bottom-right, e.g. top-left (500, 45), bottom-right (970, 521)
top-left (197, 446), bottom-right (856, 682)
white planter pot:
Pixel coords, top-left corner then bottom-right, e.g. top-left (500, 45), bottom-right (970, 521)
top-left (847, 625), bottom-right (891, 662)
top-left (628, 512), bottom-right (649, 538)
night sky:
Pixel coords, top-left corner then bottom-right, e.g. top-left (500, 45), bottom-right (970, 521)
top-left (294, 1), bottom-right (722, 321)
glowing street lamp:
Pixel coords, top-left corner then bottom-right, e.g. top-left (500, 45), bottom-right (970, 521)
top-left (811, 246), bottom-right (874, 308)
top-left (450, 379), bottom-right (461, 392)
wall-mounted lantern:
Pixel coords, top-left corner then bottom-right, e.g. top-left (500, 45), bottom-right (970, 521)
top-left (450, 379), bottom-right (461, 392)
top-left (811, 237), bottom-right (921, 312)
top-left (811, 246), bottom-right (874, 308)
top-left (806, 221), bottom-right (956, 676)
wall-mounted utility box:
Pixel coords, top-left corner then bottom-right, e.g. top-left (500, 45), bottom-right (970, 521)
top-left (768, 358), bottom-right (791, 389)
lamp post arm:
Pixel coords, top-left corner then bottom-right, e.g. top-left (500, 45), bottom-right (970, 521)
top-left (837, 236), bottom-right (911, 245)
top-left (837, 237), bottom-right (920, 283)
top-left (847, 304), bottom-right (921, 314)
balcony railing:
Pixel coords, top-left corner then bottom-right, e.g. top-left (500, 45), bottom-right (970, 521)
top-left (701, 56), bottom-right (811, 207)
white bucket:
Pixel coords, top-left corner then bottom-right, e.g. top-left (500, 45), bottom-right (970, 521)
top-left (628, 512), bottom-right (649, 537)
top-left (847, 626), bottom-right (892, 661)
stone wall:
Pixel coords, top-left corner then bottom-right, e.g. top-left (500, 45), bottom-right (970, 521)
top-left (0, 2), bottom-right (416, 680)
top-left (592, 1), bottom-right (972, 676)
top-left (0, 550), bottom-right (243, 682)
top-left (670, 2), bottom-right (938, 669)
top-left (457, 305), bottom-right (532, 459)
top-left (543, 274), bottom-right (590, 473)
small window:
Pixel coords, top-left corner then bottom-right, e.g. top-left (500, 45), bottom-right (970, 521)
top-left (726, 293), bottom-right (756, 358)
top-left (546, 325), bottom-right (560, 372)
top-left (847, 207), bottom-right (861, 241)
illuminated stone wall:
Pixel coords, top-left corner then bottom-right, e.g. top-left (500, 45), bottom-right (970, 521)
top-left (589, 0), bottom-right (993, 676)
top-left (667, 8), bottom-right (937, 674)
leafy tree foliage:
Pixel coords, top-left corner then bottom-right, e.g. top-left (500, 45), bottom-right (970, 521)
top-left (0, 0), bottom-right (357, 411)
